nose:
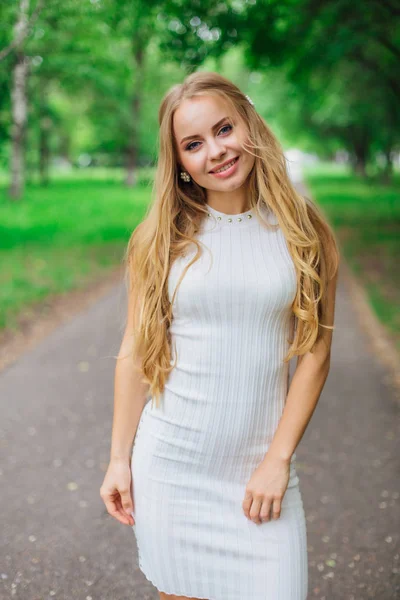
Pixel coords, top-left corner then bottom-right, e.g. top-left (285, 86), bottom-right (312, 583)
top-left (208, 138), bottom-right (226, 162)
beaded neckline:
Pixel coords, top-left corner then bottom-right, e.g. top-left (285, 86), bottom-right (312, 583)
top-left (205, 203), bottom-right (255, 225)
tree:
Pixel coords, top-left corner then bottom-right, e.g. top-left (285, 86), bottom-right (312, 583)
top-left (0, 0), bottom-right (44, 199)
top-left (239, 0), bottom-right (400, 178)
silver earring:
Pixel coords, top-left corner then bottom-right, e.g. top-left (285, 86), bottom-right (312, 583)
top-left (180, 171), bottom-right (191, 182)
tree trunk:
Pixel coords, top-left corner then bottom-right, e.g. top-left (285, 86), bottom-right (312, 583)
top-left (381, 146), bottom-right (393, 185)
top-left (124, 90), bottom-right (139, 186)
top-left (9, 51), bottom-right (29, 199)
top-left (39, 114), bottom-right (51, 186)
top-left (124, 45), bottom-right (144, 187)
top-left (8, 0), bottom-right (30, 200)
top-left (354, 157), bottom-right (367, 178)
top-left (348, 127), bottom-right (370, 179)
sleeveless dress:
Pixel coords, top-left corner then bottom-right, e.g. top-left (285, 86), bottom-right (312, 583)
top-left (130, 202), bottom-right (308, 599)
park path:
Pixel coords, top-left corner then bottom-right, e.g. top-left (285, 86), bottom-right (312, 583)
top-left (1, 182), bottom-right (399, 600)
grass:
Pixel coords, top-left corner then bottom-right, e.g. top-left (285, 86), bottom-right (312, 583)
top-left (303, 163), bottom-right (400, 352)
top-left (0, 168), bottom-right (152, 330)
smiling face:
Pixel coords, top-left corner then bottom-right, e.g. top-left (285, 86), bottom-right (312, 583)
top-left (173, 94), bottom-right (255, 200)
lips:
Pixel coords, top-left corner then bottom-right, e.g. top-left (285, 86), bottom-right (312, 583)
top-left (209, 156), bottom-right (239, 174)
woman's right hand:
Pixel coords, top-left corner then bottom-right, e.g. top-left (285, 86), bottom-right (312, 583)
top-left (100, 458), bottom-right (135, 526)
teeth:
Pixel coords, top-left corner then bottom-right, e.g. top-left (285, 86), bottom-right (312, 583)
top-left (214, 158), bottom-right (237, 173)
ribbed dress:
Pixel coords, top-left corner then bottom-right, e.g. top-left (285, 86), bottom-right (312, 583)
top-left (130, 201), bottom-right (308, 599)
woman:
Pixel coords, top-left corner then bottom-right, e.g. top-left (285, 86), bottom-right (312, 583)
top-left (100, 71), bottom-right (339, 600)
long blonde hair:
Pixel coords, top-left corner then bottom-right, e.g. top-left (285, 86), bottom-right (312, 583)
top-left (124, 71), bottom-right (340, 408)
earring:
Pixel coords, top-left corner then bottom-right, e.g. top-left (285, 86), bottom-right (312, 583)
top-left (180, 171), bottom-right (191, 182)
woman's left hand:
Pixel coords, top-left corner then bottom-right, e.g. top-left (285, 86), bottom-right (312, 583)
top-left (242, 453), bottom-right (290, 524)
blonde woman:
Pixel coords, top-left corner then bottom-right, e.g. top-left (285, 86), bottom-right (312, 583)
top-left (100, 71), bottom-right (339, 600)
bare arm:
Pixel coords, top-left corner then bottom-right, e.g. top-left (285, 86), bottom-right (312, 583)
top-left (110, 331), bottom-right (150, 462)
top-left (110, 264), bottom-right (150, 462)
top-left (100, 269), bottom-right (150, 526)
top-left (267, 267), bottom-right (339, 463)
top-left (242, 267), bottom-right (339, 523)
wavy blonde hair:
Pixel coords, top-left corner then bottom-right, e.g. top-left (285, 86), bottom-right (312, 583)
top-left (123, 71), bottom-right (340, 409)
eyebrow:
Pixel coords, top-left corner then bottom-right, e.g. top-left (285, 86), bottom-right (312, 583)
top-left (180, 116), bottom-right (230, 145)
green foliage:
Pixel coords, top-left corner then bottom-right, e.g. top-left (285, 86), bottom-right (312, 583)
top-left (241, 0), bottom-right (399, 167)
top-left (304, 163), bottom-right (400, 351)
top-left (0, 168), bottom-right (151, 329)
top-left (0, 0), bottom-right (398, 179)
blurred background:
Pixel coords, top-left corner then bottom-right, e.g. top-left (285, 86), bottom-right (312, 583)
top-left (1, 2), bottom-right (399, 599)
top-left (0, 0), bottom-right (399, 352)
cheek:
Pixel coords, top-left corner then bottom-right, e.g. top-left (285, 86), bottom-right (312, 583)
top-left (186, 155), bottom-right (207, 175)
top-left (246, 152), bottom-right (256, 168)
top-left (241, 143), bottom-right (255, 165)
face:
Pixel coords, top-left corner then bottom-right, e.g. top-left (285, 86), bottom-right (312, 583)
top-left (173, 94), bottom-right (255, 196)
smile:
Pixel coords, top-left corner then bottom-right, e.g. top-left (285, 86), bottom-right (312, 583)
top-left (210, 157), bottom-right (239, 178)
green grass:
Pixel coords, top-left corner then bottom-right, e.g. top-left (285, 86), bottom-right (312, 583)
top-left (0, 168), bottom-right (152, 330)
top-left (303, 163), bottom-right (400, 352)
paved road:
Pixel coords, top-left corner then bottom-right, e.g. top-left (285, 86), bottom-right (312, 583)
top-left (1, 218), bottom-right (399, 600)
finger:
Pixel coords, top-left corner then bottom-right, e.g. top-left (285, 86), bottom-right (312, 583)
top-left (242, 490), bottom-right (253, 519)
top-left (249, 497), bottom-right (263, 524)
top-left (260, 499), bottom-right (272, 522)
top-left (103, 497), bottom-right (132, 526)
top-left (120, 486), bottom-right (135, 523)
top-left (271, 497), bottom-right (282, 520)
top-left (115, 494), bottom-right (134, 526)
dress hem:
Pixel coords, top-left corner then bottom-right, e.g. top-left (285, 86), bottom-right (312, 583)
top-left (138, 562), bottom-right (216, 600)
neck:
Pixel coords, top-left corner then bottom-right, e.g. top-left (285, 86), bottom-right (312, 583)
top-left (206, 185), bottom-right (251, 215)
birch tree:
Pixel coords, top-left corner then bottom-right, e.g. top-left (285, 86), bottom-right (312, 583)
top-left (0, 0), bottom-right (44, 199)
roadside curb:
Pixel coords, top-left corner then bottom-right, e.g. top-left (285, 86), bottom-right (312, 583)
top-left (339, 258), bottom-right (400, 400)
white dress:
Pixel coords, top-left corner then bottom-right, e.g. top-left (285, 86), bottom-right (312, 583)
top-left (131, 202), bottom-right (308, 599)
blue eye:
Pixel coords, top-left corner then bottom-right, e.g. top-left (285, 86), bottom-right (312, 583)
top-left (219, 124), bottom-right (232, 134)
top-left (185, 123), bottom-right (233, 151)
top-left (186, 141), bottom-right (200, 151)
